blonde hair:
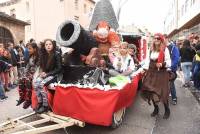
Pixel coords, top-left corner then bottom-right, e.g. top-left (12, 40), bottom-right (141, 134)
top-left (120, 41), bottom-right (128, 47)
top-left (151, 41), bottom-right (164, 52)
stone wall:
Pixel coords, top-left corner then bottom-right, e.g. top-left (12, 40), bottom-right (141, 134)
top-left (0, 19), bottom-right (25, 44)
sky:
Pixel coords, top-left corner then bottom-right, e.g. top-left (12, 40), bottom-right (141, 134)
top-left (0, 0), bottom-right (8, 3)
top-left (95, 0), bottom-right (170, 33)
top-left (0, 0), bottom-right (170, 33)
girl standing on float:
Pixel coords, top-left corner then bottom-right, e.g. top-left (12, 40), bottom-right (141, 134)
top-left (141, 33), bottom-right (171, 119)
top-left (33, 39), bottom-right (62, 114)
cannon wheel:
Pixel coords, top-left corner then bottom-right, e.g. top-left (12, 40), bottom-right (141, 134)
top-left (111, 108), bottom-right (126, 128)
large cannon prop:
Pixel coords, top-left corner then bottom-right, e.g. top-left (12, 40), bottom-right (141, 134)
top-left (56, 20), bottom-right (98, 83)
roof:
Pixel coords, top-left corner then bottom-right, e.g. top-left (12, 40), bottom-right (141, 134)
top-left (0, 0), bottom-right (20, 7)
top-left (118, 28), bottom-right (145, 36)
top-left (89, 0), bottom-right (119, 31)
top-left (0, 12), bottom-right (29, 26)
top-left (88, 0), bottom-right (95, 4)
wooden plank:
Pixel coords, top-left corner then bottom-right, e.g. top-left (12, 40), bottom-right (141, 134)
top-left (13, 122), bottom-right (74, 134)
top-left (27, 118), bottom-right (50, 126)
top-left (16, 120), bottom-right (35, 129)
top-left (47, 112), bottom-right (85, 127)
top-left (0, 112), bottom-right (85, 134)
top-left (39, 114), bottom-right (66, 124)
top-left (0, 112), bottom-right (35, 127)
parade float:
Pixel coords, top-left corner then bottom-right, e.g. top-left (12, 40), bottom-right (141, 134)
top-left (0, 0), bottom-right (148, 133)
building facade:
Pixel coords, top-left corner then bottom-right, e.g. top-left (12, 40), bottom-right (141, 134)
top-left (0, 12), bottom-right (28, 44)
top-left (164, 0), bottom-right (200, 39)
top-left (0, 0), bottom-right (95, 42)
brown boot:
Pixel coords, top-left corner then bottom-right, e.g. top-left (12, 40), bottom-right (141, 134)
top-left (163, 103), bottom-right (170, 119)
top-left (151, 105), bottom-right (159, 117)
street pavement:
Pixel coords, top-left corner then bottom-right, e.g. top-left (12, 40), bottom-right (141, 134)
top-left (0, 79), bottom-right (200, 134)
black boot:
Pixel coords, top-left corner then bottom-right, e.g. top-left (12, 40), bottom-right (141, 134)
top-left (163, 103), bottom-right (170, 119)
top-left (23, 90), bottom-right (32, 109)
top-left (23, 101), bottom-right (31, 109)
top-left (17, 79), bottom-right (26, 106)
top-left (36, 106), bottom-right (49, 114)
top-left (16, 98), bottom-right (25, 106)
top-left (34, 103), bottom-right (42, 112)
top-left (151, 105), bottom-right (159, 117)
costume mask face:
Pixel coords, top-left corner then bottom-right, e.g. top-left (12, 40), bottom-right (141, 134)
top-left (97, 28), bottom-right (109, 38)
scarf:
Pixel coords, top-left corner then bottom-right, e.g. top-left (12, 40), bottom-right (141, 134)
top-left (157, 45), bottom-right (166, 64)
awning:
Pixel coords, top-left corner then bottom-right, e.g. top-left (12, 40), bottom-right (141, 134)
top-left (179, 13), bottom-right (200, 31)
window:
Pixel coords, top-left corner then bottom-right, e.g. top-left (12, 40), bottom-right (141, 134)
top-left (26, 1), bottom-right (29, 13)
top-left (75, 0), bottom-right (78, 10)
top-left (178, 10), bottom-right (180, 20)
top-left (190, 0), bottom-right (193, 6)
top-left (185, 0), bottom-right (189, 13)
top-left (84, 4), bottom-right (87, 13)
top-left (90, 7), bottom-right (93, 12)
top-left (88, 7), bottom-right (93, 17)
top-left (10, 8), bottom-right (16, 18)
top-left (74, 16), bottom-right (79, 21)
top-left (193, 0), bottom-right (196, 4)
top-left (181, 5), bottom-right (184, 16)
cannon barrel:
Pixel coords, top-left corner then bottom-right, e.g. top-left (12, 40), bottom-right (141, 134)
top-left (56, 20), bottom-right (98, 56)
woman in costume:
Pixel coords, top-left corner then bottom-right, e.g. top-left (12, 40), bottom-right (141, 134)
top-left (141, 33), bottom-right (171, 119)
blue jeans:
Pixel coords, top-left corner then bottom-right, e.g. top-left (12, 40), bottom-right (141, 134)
top-left (0, 80), bottom-right (6, 99)
top-left (170, 72), bottom-right (177, 100)
top-left (193, 62), bottom-right (200, 89)
top-left (181, 62), bottom-right (192, 84)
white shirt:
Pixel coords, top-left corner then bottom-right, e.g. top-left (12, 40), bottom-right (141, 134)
top-left (113, 54), bottom-right (135, 72)
top-left (142, 48), bottom-right (171, 70)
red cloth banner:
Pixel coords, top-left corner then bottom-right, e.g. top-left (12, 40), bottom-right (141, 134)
top-left (52, 75), bottom-right (139, 126)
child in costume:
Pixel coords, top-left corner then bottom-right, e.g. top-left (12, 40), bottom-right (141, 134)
top-left (33, 39), bottom-right (62, 113)
top-left (16, 43), bottom-right (39, 109)
top-left (109, 42), bottom-right (135, 77)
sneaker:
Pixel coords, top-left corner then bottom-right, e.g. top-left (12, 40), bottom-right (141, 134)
top-left (194, 90), bottom-right (200, 93)
top-left (4, 87), bottom-right (10, 92)
top-left (171, 99), bottom-right (177, 105)
top-left (3, 96), bottom-right (8, 99)
top-left (0, 96), bottom-right (7, 101)
top-left (0, 99), bottom-right (5, 102)
top-left (183, 84), bottom-right (190, 88)
top-left (8, 83), bottom-right (13, 88)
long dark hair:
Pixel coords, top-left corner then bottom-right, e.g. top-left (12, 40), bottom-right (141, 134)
top-left (182, 39), bottom-right (191, 48)
top-left (39, 39), bottom-right (56, 72)
top-left (27, 43), bottom-right (39, 64)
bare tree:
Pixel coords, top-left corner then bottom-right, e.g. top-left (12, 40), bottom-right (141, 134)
top-left (111, 0), bottom-right (129, 21)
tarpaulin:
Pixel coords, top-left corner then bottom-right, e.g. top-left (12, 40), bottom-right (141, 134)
top-left (52, 75), bottom-right (139, 126)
